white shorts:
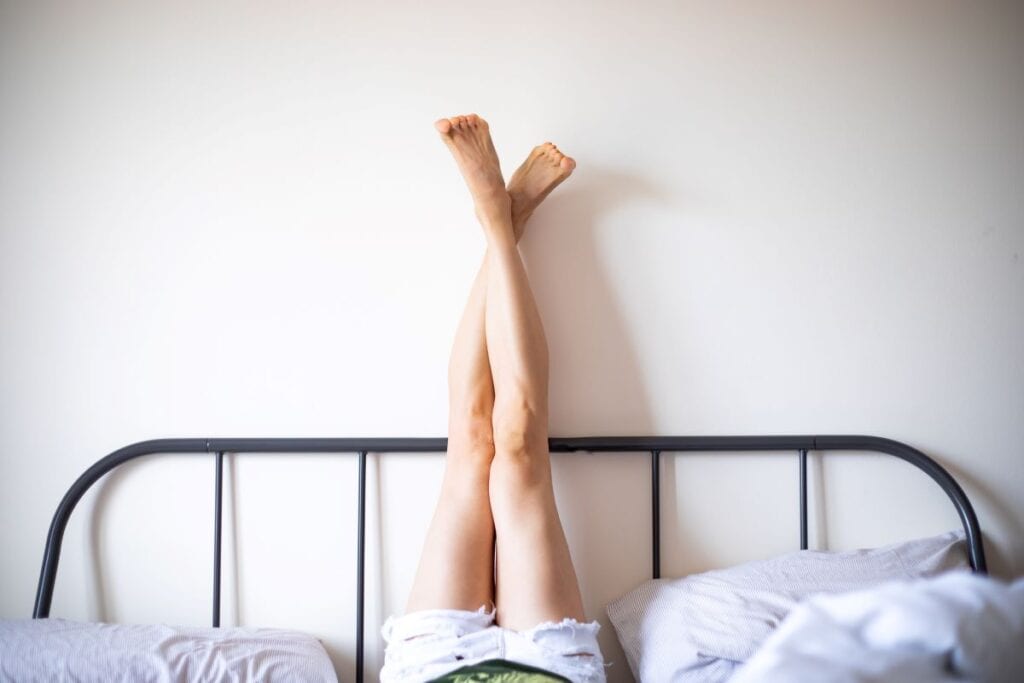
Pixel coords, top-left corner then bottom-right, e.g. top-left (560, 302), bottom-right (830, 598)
top-left (379, 605), bottom-right (607, 683)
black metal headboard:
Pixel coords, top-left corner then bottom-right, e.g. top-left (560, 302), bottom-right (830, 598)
top-left (33, 435), bottom-right (987, 683)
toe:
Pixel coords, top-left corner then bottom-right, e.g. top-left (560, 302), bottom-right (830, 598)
top-left (435, 118), bottom-right (453, 134)
top-left (466, 113), bottom-right (479, 126)
top-left (560, 156), bottom-right (576, 172)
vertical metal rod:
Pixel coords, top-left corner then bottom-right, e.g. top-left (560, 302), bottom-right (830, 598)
top-left (213, 451), bottom-right (224, 628)
top-left (356, 451), bottom-right (367, 683)
top-left (799, 449), bottom-right (808, 550)
top-left (651, 449), bottom-right (661, 580)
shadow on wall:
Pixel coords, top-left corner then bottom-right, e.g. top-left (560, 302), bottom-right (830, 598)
top-left (520, 164), bottom-right (673, 436)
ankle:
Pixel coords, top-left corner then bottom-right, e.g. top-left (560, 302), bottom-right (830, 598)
top-left (476, 204), bottom-right (516, 245)
top-left (481, 219), bottom-right (516, 248)
top-left (511, 212), bottom-right (530, 241)
top-left (474, 189), bottom-right (511, 220)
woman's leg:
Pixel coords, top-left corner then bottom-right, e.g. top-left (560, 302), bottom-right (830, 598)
top-left (404, 116), bottom-right (503, 612)
top-left (484, 166), bottom-right (585, 631)
top-left (404, 248), bottom-right (497, 613)
top-left (428, 113), bottom-right (582, 631)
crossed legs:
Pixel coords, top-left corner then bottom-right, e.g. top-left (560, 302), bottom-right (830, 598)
top-left (405, 114), bottom-right (583, 630)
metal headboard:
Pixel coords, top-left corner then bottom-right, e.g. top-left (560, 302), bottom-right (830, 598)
top-left (32, 435), bottom-right (987, 683)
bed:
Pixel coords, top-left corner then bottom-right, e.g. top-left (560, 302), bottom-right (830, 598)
top-left (6, 435), bottom-right (997, 682)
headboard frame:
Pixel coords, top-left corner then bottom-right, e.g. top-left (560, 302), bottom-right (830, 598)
top-left (33, 435), bottom-right (986, 683)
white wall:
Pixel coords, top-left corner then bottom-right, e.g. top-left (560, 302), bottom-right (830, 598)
top-left (1, 1), bottom-right (1022, 681)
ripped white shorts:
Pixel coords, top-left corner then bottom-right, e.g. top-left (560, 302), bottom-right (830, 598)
top-left (379, 605), bottom-right (606, 683)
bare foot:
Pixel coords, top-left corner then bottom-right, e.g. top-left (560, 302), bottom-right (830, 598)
top-left (435, 114), bottom-right (512, 231)
top-left (507, 142), bottom-right (576, 241)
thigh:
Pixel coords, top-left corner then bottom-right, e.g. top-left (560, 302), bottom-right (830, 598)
top-left (489, 444), bottom-right (586, 631)
top-left (405, 449), bottom-right (495, 614)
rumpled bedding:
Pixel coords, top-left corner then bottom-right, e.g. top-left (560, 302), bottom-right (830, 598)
top-left (0, 618), bottom-right (339, 683)
top-left (606, 530), bottom-right (967, 682)
top-left (731, 571), bottom-right (1024, 683)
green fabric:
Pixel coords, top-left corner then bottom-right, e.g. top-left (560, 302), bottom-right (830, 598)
top-left (427, 658), bottom-right (570, 682)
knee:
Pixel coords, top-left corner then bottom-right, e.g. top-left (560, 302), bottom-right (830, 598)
top-left (492, 397), bottom-right (547, 458)
top-left (490, 400), bottom-right (550, 497)
top-left (448, 411), bottom-right (495, 461)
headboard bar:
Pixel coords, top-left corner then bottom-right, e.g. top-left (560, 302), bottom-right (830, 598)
top-left (33, 435), bottom-right (987, 683)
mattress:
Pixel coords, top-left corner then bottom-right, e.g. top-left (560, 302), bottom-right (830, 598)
top-left (0, 618), bottom-right (339, 683)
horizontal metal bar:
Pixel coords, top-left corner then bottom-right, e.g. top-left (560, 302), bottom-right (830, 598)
top-left (32, 434), bottom-right (987, 619)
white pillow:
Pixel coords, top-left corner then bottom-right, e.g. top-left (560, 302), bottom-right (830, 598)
top-left (606, 530), bottom-right (968, 683)
top-left (0, 618), bottom-right (339, 683)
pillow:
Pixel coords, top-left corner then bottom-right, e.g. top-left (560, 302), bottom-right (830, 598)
top-left (605, 530), bottom-right (968, 683)
top-left (0, 618), bottom-right (339, 683)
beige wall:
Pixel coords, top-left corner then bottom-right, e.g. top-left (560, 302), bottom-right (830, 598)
top-left (1, 1), bottom-right (1022, 681)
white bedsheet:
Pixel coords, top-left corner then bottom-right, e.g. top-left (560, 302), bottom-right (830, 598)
top-left (731, 571), bottom-right (1024, 683)
top-left (0, 618), bottom-right (339, 683)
